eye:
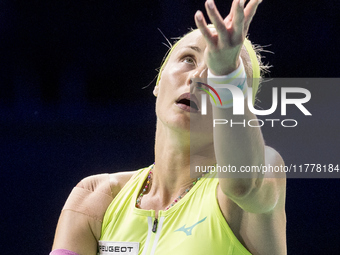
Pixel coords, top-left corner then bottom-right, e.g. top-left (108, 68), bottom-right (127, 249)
top-left (182, 55), bottom-right (196, 65)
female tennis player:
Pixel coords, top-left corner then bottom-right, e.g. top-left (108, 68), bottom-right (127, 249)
top-left (51, 0), bottom-right (286, 254)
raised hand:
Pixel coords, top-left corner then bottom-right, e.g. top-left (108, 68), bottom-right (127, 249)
top-left (194, 0), bottom-right (262, 75)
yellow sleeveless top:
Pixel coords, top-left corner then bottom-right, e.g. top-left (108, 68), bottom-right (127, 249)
top-left (99, 165), bottom-right (251, 255)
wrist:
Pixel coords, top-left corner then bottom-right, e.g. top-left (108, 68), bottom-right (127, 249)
top-left (208, 57), bottom-right (241, 76)
top-left (208, 57), bottom-right (245, 79)
top-left (207, 57), bottom-right (247, 109)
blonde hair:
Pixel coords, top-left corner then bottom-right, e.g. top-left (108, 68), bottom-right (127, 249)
top-left (156, 28), bottom-right (269, 104)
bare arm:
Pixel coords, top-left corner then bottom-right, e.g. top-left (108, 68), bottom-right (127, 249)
top-left (217, 146), bottom-right (285, 213)
top-left (217, 147), bottom-right (287, 254)
top-left (51, 171), bottom-right (136, 254)
top-left (52, 209), bottom-right (98, 255)
top-left (194, 0), bottom-right (284, 212)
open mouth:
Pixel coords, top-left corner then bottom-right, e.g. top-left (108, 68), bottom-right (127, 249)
top-left (177, 98), bottom-right (198, 111)
top-left (176, 93), bottom-right (199, 113)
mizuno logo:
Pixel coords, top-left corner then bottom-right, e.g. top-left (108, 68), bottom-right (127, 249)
top-left (174, 217), bottom-right (207, 236)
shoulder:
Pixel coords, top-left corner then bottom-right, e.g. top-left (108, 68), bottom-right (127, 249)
top-left (52, 170), bottom-right (138, 253)
top-left (62, 170), bottom-right (138, 226)
top-left (77, 170), bottom-right (138, 198)
top-left (108, 170), bottom-right (140, 198)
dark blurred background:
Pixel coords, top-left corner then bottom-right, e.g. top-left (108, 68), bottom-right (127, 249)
top-left (0, 0), bottom-right (339, 254)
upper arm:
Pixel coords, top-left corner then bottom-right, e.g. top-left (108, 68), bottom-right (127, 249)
top-left (52, 174), bottom-right (112, 254)
top-left (52, 210), bottom-right (98, 255)
top-left (218, 146), bottom-right (286, 214)
top-left (52, 171), bottom-right (137, 254)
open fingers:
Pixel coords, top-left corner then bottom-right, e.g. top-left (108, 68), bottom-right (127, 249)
top-left (244, 0), bottom-right (262, 34)
top-left (195, 0), bottom-right (261, 49)
top-left (231, 0), bottom-right (246, 42)
top-left (194, 11), bottom-right (216, 49)
top-left (204, 0), bottom-right (229, 41)
top-left (227, 0), bottom-right (240, 26)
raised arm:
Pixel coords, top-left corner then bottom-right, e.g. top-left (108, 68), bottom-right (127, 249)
top-left (194, 0), bottom-right (285, 214)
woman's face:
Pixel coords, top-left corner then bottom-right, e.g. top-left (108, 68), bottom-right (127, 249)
top-left (153, 30), bottom-right (214, 138)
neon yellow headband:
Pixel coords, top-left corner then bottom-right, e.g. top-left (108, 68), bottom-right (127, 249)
top-left (156, 30), bottom-right (260, 104)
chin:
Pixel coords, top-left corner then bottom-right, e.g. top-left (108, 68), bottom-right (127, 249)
top-left (157, 114), bottom-right (190, 133)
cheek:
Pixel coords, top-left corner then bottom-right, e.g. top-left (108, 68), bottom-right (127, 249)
top-left (157, 74), bottom-right (174, 100)
top-left (160, 63), bottom-right (187, 87)
top-left (155, 74), bottom-right (175, 109)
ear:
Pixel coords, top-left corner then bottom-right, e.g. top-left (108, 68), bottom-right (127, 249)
top-left (153, 85), bottom-right (159, 97)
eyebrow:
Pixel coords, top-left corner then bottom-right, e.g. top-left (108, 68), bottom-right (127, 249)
top-left (185, 45), bottom-right (202, 53)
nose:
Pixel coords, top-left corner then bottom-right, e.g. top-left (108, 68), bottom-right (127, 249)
top-left (186, 65), bottom-right (207, 87)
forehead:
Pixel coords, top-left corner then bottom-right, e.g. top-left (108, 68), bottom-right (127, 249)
top-left (169, 27), bottom-right (217, 57)
top-left (173, 30), bottom-right (207, 54)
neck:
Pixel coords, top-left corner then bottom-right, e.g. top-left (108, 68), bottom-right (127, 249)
top-left (151, 120), bottom-right (215, 207)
